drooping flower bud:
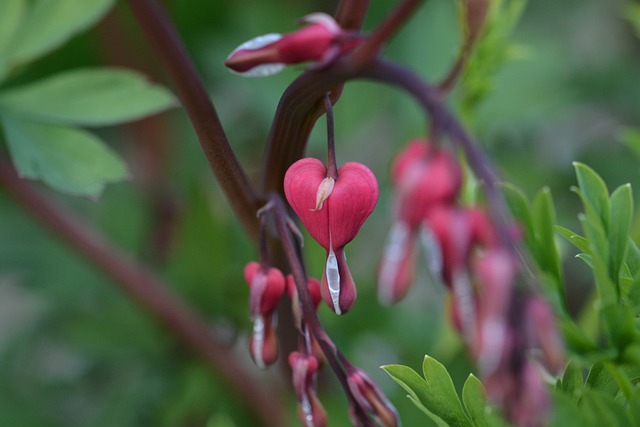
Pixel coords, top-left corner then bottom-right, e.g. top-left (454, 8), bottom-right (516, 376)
top-left (346, 369), bottom-right (400, 427)
top-left (284, 158), bottom-right (378, 314)
top-left (391, 140), bottom-right (462, 228)
top-left (525, 297), bottom-right (564, 375)
top-left (225, 13), bottom-right (360, 77)
top-left (244, 262), bottom-right (286, 368)
top-left (289, 352), bottom-right (328, 427)
top-left (244, 261), bottom-right (286, 317)
top-left (377, 220), bottom-right (417, 305)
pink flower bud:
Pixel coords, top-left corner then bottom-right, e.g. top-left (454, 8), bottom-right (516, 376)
top-left (347, 369), bottom-right (400, 427)
top-left (289, 352), bottom-right (328, 427)
top-left (244, 261), bottom-right (286, 317)
top-left (225, 13), bottom-right (359, 77)
top-left (525, 297), bottom-right (564, 375)
top-left (284, 158), bottom-right (378, 314)
top-left (391, 140), bottom-right (462, 228)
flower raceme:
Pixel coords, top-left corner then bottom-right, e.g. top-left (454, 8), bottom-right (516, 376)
top-left (378, 139), bottom-right (462, 304)
top-left (284, 158), bottom-right (378, 314)
top-left (225, 13), bottom-right (361, 77)
top-left (243, 261), bottom-right (286, 368)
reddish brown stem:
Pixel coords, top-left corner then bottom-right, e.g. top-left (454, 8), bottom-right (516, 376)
top-left (323, 92), bottom-right (339, 179)
top-left (349, 0), bottom-right (425, 69)
top-left (0, 158), bottom-right (288, 427)
top-left (126, 0), bottom-right (261, 240)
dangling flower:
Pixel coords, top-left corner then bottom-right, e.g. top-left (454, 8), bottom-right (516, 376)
top-left (346, 368), bottom-right (400, 427)
top-left (289, 352), bottom-right (328, 427)
top-left (225, 13), bottom-right (361, 77)
top-left (284, 158), bottom-right (378, 314)
top-left (244, 261), bottom-right (286, 368)
top-left (378, 139), bottom-right (462, 304)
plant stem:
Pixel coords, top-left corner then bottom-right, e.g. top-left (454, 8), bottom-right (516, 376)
top-left (0, 158), bottom-right (288, 427)
top-left (349, 0), bottom-right (426, 69)
top-left (323, 92), bottom-right (339, 179)
top-left (126, 0), bottom-right (261, 240)
top-left (270, 193), bottom-right (375, 426)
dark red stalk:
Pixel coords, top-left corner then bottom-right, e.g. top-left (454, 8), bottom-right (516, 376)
top-left (0, 159), bottom-right (287, 427)
top-left (270, 194), bottom-right (376, 427)
top-left (126, 0), bottom-right (261, 240)
top-left (323, 92), bottom-right (339, 180)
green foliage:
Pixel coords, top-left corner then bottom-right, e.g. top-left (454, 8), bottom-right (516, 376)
top-left (0, 112), bottom-right (127, 197)
top-left (458, 0), bottom-right (527, 116)
top-left (0, 3), bottom-right (175, 197)
top-left (383, 355), bottom-right (501, 427)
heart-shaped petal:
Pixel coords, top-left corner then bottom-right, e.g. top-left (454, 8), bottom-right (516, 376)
top-left (284, 158), bottom-right (378, 250)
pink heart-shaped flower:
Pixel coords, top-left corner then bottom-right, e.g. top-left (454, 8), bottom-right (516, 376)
top-left (284, 158), bottom-right (378, 250)
top-left (284, 158), bottom-right (378, 314)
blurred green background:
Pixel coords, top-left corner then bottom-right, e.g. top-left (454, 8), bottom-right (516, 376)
top-left (0, 0), bottom-right (639, 426)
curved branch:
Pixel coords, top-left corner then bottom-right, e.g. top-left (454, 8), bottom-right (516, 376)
top-left (126, 0), bottom-right (261, 240)
top-left (0, 158), bottom-right (288, 427)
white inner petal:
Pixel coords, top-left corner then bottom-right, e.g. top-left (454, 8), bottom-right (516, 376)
top-left (452, 269), bottom-right (474, 339)
top-left (326, 247), bottom-right (341, 315)
top-left (228, 33), bottom-right (282, 55)
top-left (232, 63), bottom-right (286, 77)
top-left (378, 221), bottom-right (410, 305)
top-left (420, 224), bottom-right (443, 281)
top-left (252, 315), bottom-right (265, 369)
top-left (301, 393), bottom-right (314, 427)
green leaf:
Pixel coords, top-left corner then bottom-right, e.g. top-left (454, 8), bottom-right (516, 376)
top-left (608, 184), bottom-right (633, 284)
top-left (0, 68), bottom-right (176, 126)
top-left (550, 390), bottom-right (596, 427)
top-left (461, 375), bottom-right (491, 427)
top-left (625, 240), bottom-right (640, 282)
top-left (555, 226), bottom-right (590, 253)
top-left (0, 0), bottom-right (27, 81)
top-left (573, 162), bottom-right (610, 230)
top-left (560, 361), bottom-right (583, 399)
top-left (629, 386), bottom-right (640, 427)
top-left (383, 364), bottom-right (449, 426)
top-left (0, 113), bottom-right (127, 197)
top-left (579, 389), bottom-right (634, 427)
top-left (533, 187), bottom-right (563, 290)
top-left (585, 362), bottom-right (619, 398)
top-left (7, 0), bottom-right (114, 68)
top-left (421, 356), bottom-right (472, 427)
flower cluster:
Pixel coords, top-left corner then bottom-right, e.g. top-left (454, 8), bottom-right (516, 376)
top-left (379, 138), bottom-right (564, 426)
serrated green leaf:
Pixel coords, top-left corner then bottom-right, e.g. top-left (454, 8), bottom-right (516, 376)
top-left (7, 0), bottom-right (114, 68)
top-left (625, 240), bottom-right (640, 282)
top-left (422, 356), bottom-right (472, 427)
top-left (555, 226), bottom-right (590, 253)
top-left (573, 162), bottom-right (610, 230)
top-left (462, 375), bottom-right (491, 427)
top-left (629, 385), bottom-right (640, 427)
top-left (560, 361), bottom-right (583, 399)
top-left (579, 389), bottom-right (634, 427)
top-left (608, 184), bottom-right (633, 285)
top-left (0, 113), bottom-right (127, 197)
top-left (559, 318), bottom-right (597, 353)
top-left (585, 362), bottom-right (619, 398)
top-left (383, 364), bottom-right (450, 426)
top-left (0, 0), bottom-right (27, 81)
top-left (550, 390), bottom-right (597, 427)
top-left (0, 68), bottom-right (175, 126)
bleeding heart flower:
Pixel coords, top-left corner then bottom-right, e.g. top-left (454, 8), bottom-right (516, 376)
top-left (391, 139), bottom-right (462, 228)
top-left (289, 352), bottom-right (327, 427)
top-left (346, 368), bottom-right (400, 427)
top-left (225, 13), bottom-right (361, 77)
top-left (284, 158), bottom-right (378, 314)
top-left (244, 261), bottom-right (286, 368)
